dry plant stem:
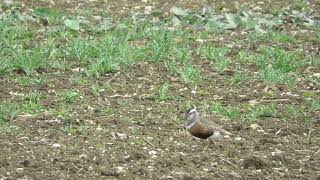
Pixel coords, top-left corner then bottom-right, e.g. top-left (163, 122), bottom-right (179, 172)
top-left (221, 159), bottom-right (238, 169)
top-left (142, 137), bottom-right (155, 147)
top-left (260, 99), bottom-right (291, 103)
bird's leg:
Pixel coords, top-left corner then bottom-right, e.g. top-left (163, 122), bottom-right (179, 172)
top-left (202, 138), bottom-right (214, 152)
top-left (202, 144), bottom-right (209, 152)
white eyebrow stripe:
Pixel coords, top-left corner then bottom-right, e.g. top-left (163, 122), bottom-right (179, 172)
top-left (188, 108), bottom-right (197, 114)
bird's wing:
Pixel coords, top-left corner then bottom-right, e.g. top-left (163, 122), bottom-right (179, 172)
top-left (187, 119), bottom-right (214, 139)
top-left (201, 115), bottom-right (232, 136)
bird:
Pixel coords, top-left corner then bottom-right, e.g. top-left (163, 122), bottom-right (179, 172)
top-left (184, 108), bottom-right (231, 142)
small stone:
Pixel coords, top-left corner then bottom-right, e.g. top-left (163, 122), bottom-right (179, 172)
top-left (16, 168), bottom-right (24, 174)
top-left (71, 67), bottom-right (84, 72)
top-left (243, 156), bottom-right (267, 169)
top-left (116, 133), bottom-right (127, 139)
top-left (92, 16), bottom-right (101, 20)
top-left (313, 73), bottom-right (320, 78)
top-left (250, 124), bottom-right (260, 130)
top-left (239, 95), bottom-right (247, 98)
top-left (88, 120), bottom-right (95, 125)
top-left (79, 154), bottom-right (87, 159)
top-left (249, 100), bottom-right (259, 105)
top-left (116, 166), bottom-right (125, 173)
top-left (87, 166), bottom-right (93, 171)
top-left (271, 149), bottom-right (284, 156)
top-left (52, 143), bottom-right (61, 148)
top-left (196, 39), bottom-right (204, 44)
top-left (148, 150), bottom-right (157, 155)
top-left (96, 125), bottom-right (103, 131)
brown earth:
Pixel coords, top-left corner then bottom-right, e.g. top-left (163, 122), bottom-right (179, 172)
top-left (0, 0), bottom-right (319, 179)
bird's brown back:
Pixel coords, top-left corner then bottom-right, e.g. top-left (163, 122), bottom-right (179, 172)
top-left (200, 115), bottom-right (232, 136)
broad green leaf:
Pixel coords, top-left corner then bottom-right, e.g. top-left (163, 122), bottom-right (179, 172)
top-left (171, 16), bottom-right (181, 26)
top-left (170, 6), bottom-right (187, 16)
top-left (64, 19), bottom-right (80, 30)
top-left (94, 19), bottom-right (113, 32)
top-left (225, 14), bottom-right (241, 29)
top-left (254, 25), bottom-right (267, 34)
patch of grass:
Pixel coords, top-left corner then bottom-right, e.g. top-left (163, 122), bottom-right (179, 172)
top-left (211, 101), bottom-right (224, 113)
top-left (20, 92), bottom-right (45, 114)
top-left (86, 56), bottom-right (120, 77)
top-left (283, 105), bottom-right (307, 119)
top-left (146, 29), bottom-right (173, 62)
top-left (11, 45), bottom-right (54, 75)
top-left (0, 57), bottom-right (12, 75)
top-left (32, 7), bottom-right (61, 24)
top-left (17, 75), bottom-right (48, 86)
top-left (84, 28), bottom-right (136, 77)
top-left (200, 44), bottom-right (230, 71)
top-left (0, 101), bottom-right (19, 122)
top-left (176, 46), bottom-right (192, 65)
top-left (258, 67), bottom-right (297, 85)
top-left (134, 137), bottom-right (146, 146)
top-left (249, 46), bottom-right (307, 85)
top-left (303, 91), bottom-right (318, 99)
top-left (0, 95), bottom-right (44, 122)
top-left (69, 75), bottom-right (88, 86)
top-left (289, 0), bottom-right (308, 11)
top-left (66, 38), bottom-right (101, 63)
top-left (91, 84), bottom-right (103, 97)
top-left (164, 59), bottom-right (178, 73)
top-left (61, 123), bottom-right (88, 135)
top-left (228, 70), bottom-right (251, 86)
top-left (179, 64), bottom-right (202, 85)
top-left (103, 107), bottom-right (114, 114)
top-left (237, 51), bottom-right (250, 63)
top-left (315, 26), bottom-right (320, 45)
top-left (0, 15), bottom-right (34, 48)
top-left (214, 59), bottom-right (229, 72)
top-left (13, 48), bottom-right (44, 75)
top-left (50, 104), bottom-right (71, 119)
top-left (267, 31), bottom-right (298, 43)
top-left (158, 82), bottom-right (169, 100)
top-left (210, 102), bottom-right (242, 121)
top-left (129, 127), bottom-right (140, 135)
top-left (204, 20), bottom-right (226, 35)
top-left (223, 106), bottom-right (242, 121)
top-left (0, 122), bottom-right (20, 134)
top-left (245, 104), bottom-right (276, 121)
top-left (58, 90), bottom-right (82, 104)
top-left (201, 44), bottom-right (229, 61)
top-left (282, 103), bottom-right (315, 124)
top-left (308, 55), bottom-right (320, 66)
top-left (252, 31), bottom-right (298, 43)
top-left (211, 102), bottom-right (277, 122)
top-left (253, 46), bottom-right (305, 72)
top-left (20, 101), bottom-right (44, 115)
top-left (23, 92), bottom-right (41, 102)
top-left (309, 98), bottom-right (320, 113)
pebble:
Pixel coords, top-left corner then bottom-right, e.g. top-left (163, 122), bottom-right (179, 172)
top-left (16, 168), bottom-right (24, 174)
top-left (52, 143), bottom-right (61, 148)
top-left (313, 73), bottom-right (320, 78)
top-left (250, 124), bottom-right (260, 130)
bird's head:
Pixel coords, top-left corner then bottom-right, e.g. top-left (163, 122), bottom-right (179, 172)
top-left (185, 108), bottom-right (199, 125)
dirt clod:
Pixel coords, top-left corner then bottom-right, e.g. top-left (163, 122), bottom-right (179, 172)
top-left (243, 156), bottom-right (267, 169)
